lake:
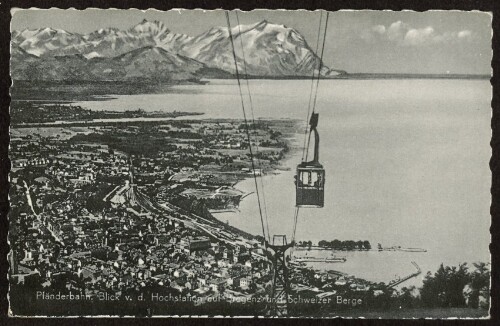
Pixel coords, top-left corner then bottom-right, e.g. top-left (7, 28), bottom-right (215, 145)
top-left (75, 79), bottom-right (491, 286)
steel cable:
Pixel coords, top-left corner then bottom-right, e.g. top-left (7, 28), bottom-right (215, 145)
top-left (225, 11), bottom-right (269, 243)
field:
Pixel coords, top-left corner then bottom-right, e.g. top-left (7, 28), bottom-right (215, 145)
top-left (10, 126), bottom-right (93, 140)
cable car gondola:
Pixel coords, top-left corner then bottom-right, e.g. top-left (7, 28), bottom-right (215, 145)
top-left (296, 113), bottom-right (325, 207)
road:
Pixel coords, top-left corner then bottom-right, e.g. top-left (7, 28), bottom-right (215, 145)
top-left (23, 180), bottom-right (65, 245)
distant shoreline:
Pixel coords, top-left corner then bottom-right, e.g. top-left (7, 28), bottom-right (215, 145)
top-left (237, 73), bottom-right (490, 80)
top-left (212, 73), bottom-right (490, 80)
top-left (11, 73), bottom-right (490, 86)
top-left (10, 75), bottom-right (490, 103)
top-left (336, 73), bottom-right (490, 80)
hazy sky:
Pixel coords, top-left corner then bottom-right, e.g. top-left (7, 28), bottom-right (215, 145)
top-left (11, 9), bottom-right (492, 74)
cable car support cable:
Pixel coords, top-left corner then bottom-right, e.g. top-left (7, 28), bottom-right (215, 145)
top-left (305, 10), bottom-right (329, 162)
top-left (292, 11), bottom-right (329, 243)
top-left (301, 11), bottom-right (324, 163)
top-left (225, 11), bottom-right (269, 243)
top-left (235, 11), bottom-right (271, 242)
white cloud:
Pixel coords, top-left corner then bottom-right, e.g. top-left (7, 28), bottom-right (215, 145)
top-left (371, 25), bottom-right (386, 35)
top-left (387, 21), bottom-right (407, 40)
top-left (362, 21), bottom-right (473, 46)
top-left (360, 25), bottom-right (385, 42)
top-left (403, 27), bottom-right (435, 46)
top-left (458, 30), bottom-right (472, 38)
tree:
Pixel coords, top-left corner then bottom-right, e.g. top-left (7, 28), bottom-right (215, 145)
top-left (318, 240), bottom-right (328, 248)
top-left (420, 263), bottom-right (470, 308)
top-left (399, 286), bottom-right (418, 308)
top-left (332, 239), bottom-right (342, 250)
top-left (469, 262), bottom-right (490, 308)
top-left (344, 240), bottom-right (355, 251)
top-left (363, 240), bottom-right (371, 250)
top-left (307, 240), bottom-right (312, 249)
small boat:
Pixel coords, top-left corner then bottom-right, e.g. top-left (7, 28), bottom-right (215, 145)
top-left (397, 247), bottom-right (427, 252)
top-left (378, 244), bottom-right (426, 252)
top-left (294, 256), bottom-right (346, 263)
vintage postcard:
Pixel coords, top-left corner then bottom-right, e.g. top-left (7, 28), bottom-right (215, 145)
top-left (7, 8), bottom-right (492, 318)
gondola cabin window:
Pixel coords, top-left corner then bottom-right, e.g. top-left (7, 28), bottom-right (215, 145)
top-left (299, 170), bottom-right (323, 187)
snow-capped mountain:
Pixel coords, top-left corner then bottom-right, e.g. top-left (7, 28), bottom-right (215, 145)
top-left (11, 44), bottom-right (231, 82)
top-left (179, 20), bottom-right (335, 77)
top-left (11, 19), bottom-right (340, 81)
top-left (89, 46), bottom-right (228, 81)
top-left (12, 27), bottom-right (85, 57)
top-left (12, 20), bottom-right (192, 59)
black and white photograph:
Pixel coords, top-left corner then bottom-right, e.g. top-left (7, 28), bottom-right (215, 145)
top-left (5, 7), bottom-right (493, 318)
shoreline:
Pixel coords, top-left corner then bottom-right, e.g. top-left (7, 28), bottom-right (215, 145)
top-left (230, 144), bottom-right (301, 202)
top-left (10, 75), bottom-right (491, 104)
top-left (210, 144), bottom-right (302, 230)
top-left (10, 116), bottom-right (300, 128)
top-left (11, 115), bottom-right (202, 127)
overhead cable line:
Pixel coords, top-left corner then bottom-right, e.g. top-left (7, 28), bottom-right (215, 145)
top-left (293, 10), bottom-right (330, 243)
top-left (305, 10), bottom-right (329, 162)
top-left (301, 11), bottom-right (324, 163)
top-left (312, 11), bottom-right (330, 115)
top-left (235, 11), bottom-right (271, 242)
top-left (294, 11), bottom-right (326, 244)
top-left (225, 11), bottom-right (269, 243)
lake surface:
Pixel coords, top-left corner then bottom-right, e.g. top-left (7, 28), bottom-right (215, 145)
top-left (75, 79), bottom-right (491, 286)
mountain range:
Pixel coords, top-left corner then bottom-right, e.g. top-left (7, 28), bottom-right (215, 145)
top-left (11, 20), bottom-right (342, 82)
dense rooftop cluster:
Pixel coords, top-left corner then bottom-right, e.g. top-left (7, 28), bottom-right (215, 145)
top-left (9, 119), bottom-right (293, 303)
